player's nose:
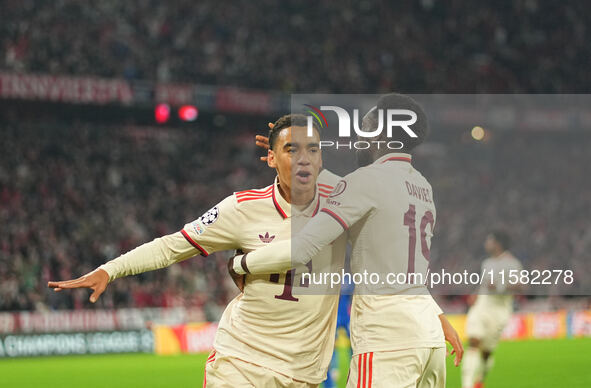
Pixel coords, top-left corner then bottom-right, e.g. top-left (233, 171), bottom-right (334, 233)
top-left (297, 158), bottom-right (311, 166)
top-left (296, 151), bottom-right (312, 165)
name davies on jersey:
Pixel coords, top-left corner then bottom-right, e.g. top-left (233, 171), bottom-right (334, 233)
top-left (405, 181), bottom-right (432, 203)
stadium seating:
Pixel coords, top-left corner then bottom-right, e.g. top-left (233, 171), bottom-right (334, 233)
top-left (1, 1), bottom-right (589, 92)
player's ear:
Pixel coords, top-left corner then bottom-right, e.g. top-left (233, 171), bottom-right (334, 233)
top-left (267, 149), bottom-right (276, 168)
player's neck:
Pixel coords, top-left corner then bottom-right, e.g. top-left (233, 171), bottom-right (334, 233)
top-left (277, 183), bottom-right (315, 206)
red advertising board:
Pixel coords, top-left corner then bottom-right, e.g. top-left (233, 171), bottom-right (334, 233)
top-left (154, 323), bottom-right (217, 355)
top-left (0, 308), bottom-right (203, 334)
top-left (501, 314), bottom-right (529, 340)
top-left (154, 83), bottom-right (194, 106)
top-left (215, 87), bottom-right (272, 114)
top-left (0, 72), bottom-right (133, 104)
top-left (530, 311), bottom-right (567, 339)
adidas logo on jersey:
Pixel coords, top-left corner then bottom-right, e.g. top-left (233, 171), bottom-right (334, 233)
top-left (259, 232), bottom-right (275, 243)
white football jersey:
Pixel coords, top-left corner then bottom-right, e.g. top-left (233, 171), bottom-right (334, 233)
top-left (320, 153), bottom-right (444, 355)
top-left (181, 172), bottom-right (346, 384)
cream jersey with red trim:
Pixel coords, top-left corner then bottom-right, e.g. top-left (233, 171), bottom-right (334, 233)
top-left (320, 153), bottom-right (445, 355)
top-left (181, 170), bottom-right (346, 384)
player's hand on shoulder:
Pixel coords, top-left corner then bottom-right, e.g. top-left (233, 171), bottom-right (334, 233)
top-left (47, 268), bottom-right (110, 303)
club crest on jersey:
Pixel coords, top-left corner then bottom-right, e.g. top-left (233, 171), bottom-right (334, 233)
top-left (198, 206), bottom-right (219, 226)
top-left (259, 232), bottom-right (275, 243)
top-left (329, 180), bottom-right (347, 198)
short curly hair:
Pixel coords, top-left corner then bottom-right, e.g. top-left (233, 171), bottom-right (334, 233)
top-left (269, 113), bottom-right (320, 150)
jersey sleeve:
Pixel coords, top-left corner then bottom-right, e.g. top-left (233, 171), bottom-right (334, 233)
top-left (99, 231), bottom-right (197, 281)
top-left (319, 168), bottom-right (375, 230)
top-left (431, 296), bottom-right (444, 315)
top-left (180, 195), bottom-right (240, 256)
top-left (99, 195), bottom-right (240, 281)
top-left (318, 168), bottom-right (341, 188)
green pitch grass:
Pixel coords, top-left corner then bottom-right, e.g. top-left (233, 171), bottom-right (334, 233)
top-left (0, 338), bottom-right (590, 388)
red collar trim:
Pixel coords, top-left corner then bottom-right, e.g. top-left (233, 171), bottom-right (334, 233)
top-left (381, 156), bottom-right (412, 164)
top-left (272, 182), bottom-right (289, 219)
top-left (312, 194), bottom-right (321, 216)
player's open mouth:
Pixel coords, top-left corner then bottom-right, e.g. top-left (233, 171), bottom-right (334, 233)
top-left (295, 171), bottom-right (312, 184)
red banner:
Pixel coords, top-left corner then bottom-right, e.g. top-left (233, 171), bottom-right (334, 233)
top-left (0, 308), bottom-right (204, 334)
top-left (501, 314), bottom-right (529, 340)
top-left (18, 310), bottom-right (117, 333)
top-left (0, 72), bottom-right (133, 104)
top-left (154, 83), bottom-right (194, 106)
top-left (215, 87), bottom-right (272, 114)
top-left (530, 311), bottom-right (567, 339)
top-left (154, 323), bottom-right (217, 354)
top-left (0, 314), bottom-right (16, 334)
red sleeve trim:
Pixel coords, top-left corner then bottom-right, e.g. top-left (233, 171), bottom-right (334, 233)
top-left (320, 208), bottom-right (349, 230)
top-left (236, 194), bottom-right (272, 203)
top-left (312, 196), bottom-right (321, 216)
top-left (236, 186), bottom-right (273, 198)
top-left (181, 229), bottom-right (209, 256)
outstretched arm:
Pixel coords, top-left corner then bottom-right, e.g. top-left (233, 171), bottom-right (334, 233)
top-left (48, 231), bottom-right (197, 303)
top-left (49, 196), bottom-right (239, 303)
top-left (98, 232), bottom-right (197, 280)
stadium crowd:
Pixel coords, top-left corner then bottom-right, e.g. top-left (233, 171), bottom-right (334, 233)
top-left (0, 120), bottom-right (589, 316)
top-left (0, 121), bottom-right (273, 318)
top-left (1, 0), bottom-right (590, 317)
top-left (1, 0), bottom-right (589, 93)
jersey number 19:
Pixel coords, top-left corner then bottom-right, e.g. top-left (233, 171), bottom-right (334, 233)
top-left (403, 204), bottom-right (434, 274)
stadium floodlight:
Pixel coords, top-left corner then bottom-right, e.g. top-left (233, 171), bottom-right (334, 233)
top-left (178, 105), bottom-right (198, 122)
top-left (155, 103), bottom-right (171, 124)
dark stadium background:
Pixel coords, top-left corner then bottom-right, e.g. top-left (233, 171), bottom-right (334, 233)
top-left (1, 1), bottom-right (590, 387)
